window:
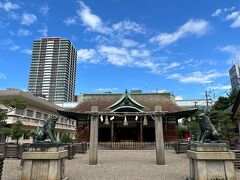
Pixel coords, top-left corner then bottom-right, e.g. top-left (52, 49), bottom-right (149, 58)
top-left (26, 110), bottom-right (33, 117)
top-left (15, 108), bottom-right (24, 115)
top-left (36, 112), bottom-right (42, 119)
top-left (43, 113), bottom-right (48, 120)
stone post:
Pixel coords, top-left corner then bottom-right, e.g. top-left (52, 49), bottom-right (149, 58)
top-left (154, 106), bottom-right (165, 165)
top-left (111, 121), bottom-right (114, 142)
top-left (140, 122), bottom-right (143, 142)
top-left (89, 106), bottom-right (99, 165)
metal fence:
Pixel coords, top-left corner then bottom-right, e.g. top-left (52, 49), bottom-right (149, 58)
top-left (97, 142), bottom-right (174, 150)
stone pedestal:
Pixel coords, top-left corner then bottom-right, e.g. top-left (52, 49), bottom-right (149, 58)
top-left (187, 143), bottom-right (236, 180)
top-left (21, 144), bottom-right (68, 180)
top-left (0, 153), bottom-right (4, 179)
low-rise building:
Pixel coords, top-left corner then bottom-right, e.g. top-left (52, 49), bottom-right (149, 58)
top-left (175, 99), bottom-right (213, 111)
top-left (0, 89), bottom-right (76, 143)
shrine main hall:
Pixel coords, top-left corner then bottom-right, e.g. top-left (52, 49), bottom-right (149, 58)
top-left (59, 91), bottom-right (197, 143)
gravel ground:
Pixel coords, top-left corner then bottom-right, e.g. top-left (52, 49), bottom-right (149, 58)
top-left (2, 150), bottom-right (240, 180)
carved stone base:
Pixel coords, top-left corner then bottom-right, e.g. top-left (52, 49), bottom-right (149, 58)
top-left (21, 144), bottom-right (68, 180)
top-left (187, 143), bottom-right (236, 180)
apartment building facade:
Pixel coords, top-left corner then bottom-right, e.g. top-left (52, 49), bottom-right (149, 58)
top-left (28, 37), bottom-right (77, 103)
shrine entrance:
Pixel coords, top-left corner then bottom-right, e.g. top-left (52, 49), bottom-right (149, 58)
top-left (115, 126), bottom-right (139, 142)
top-left (88, 105), bottom-right (166, 166)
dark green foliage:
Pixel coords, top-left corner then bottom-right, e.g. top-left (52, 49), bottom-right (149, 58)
top-left (209, 110), bottom-right (235, 141)
top-left (182, 117), bottom-right (200, 141)
top-left (0, 98), bottom-right (27, 143)
top-left (0, 99), bottom-right (26, 112)
top-left (175, 126), bottom-right (184, 139)
top-left (60, 134), bottom-right (72, 144)
top-left (11, 120), bottom-right (25, 145)
top-left (209, 90), bottom-right (238, 141)
top-left (212, 89), bottom-right (238, 111)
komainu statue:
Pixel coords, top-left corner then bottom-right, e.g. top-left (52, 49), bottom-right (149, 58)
top-left (33, 115), bottom-right (59, 143)
top-left (197, 113), bottom-right (222, 143)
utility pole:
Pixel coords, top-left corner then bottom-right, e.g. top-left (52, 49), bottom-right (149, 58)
top-left (205, 91), bottom-right (209, 108)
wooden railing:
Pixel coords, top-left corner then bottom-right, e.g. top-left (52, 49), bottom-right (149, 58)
top-left (97, 142), bottom-right (174, 150)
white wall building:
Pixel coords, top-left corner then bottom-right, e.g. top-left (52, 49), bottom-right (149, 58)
top-left (0, 90), bottom-right (76, 144)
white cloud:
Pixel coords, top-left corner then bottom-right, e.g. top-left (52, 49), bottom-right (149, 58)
top-left (21, 13), bottom-right (37, 25)
top-left (77, 1), bottom-right (111, 34)
top-left (0, 20), bottom-right (9, 28)
top-left (38, 25), bottom-right (48, 37)
top-left (99, 46), bottom-right (132, 66)
top-left (130, 49), bottom-right (150, 57)
top-left (9, 44), bottom-right (20, 51)
top-left (163, 62), bottom-right (180, 72)
top-left (212, 9), bottom-right (222, 17)
top-left (175, 96), bottom-right (183, 100)
top-left (0, 73), bottom-right (6, 80)
top-left (150, 19), bottom-right (210, 48)
top-left (207, 85), bottom-right (231, 91)
top-left (64, 17), bottom-right (77, 26)
top-left (17, 29), bottom-right (32, 36)
top-left (219, 45), bottom-right (240, 59)
top-left (225, 11), bottom-right (240, 28)
top-left (77, 49), bottom-right (98, 63)
top-left (224, 7), bottom-right (235, 12)
top-left (121, 39), bottom-right (138, 47)
top-left (112, 20), bottom-right (145, 35)
top-left (39, 4), bottom-right (49, 15)
top-left (167, 70), bottom-right (227, 84)
top-left (97, 88), bottom-right (118, 92)
top-left (21, 48), bottom-right (32, 55)
top-left (0, 1), bottom-right (20, 11)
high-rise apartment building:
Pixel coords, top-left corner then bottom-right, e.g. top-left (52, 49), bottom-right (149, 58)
top-left (28, 37), bottom-right (77, 103)
top-left (229, 64), bottom-right (240, 91)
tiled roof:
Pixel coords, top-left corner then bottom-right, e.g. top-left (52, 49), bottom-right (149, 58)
top-left (0, 90), bottom-right (60, 112)
top-left (70, 93), bottom-right (189, 113)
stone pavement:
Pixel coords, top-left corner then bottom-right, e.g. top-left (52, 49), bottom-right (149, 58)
top-left (2, 150), bottom-right (240, 180)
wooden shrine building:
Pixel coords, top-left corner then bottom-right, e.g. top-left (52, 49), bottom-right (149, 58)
top-left (58, 91), bottom-right (197, 143)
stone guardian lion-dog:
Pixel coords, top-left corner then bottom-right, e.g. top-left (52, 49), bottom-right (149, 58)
top-left (33, 115), bottom-right (59, 143)
top-left (197, 113), bottom-right (222, 143)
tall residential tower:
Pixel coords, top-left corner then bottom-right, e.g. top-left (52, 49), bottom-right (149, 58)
top-left (229, 64), bottom-right (240, 91)
top-left (28, 37), bottom-right (77, 103)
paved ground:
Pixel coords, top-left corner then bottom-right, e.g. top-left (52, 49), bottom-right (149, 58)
top-left (2, 150), bottom-right (240, 180)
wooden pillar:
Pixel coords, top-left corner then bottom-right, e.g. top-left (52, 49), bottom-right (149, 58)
top-left (111, 121), bottom-right (114, 142)
top-left (140, 121), bottom-right (143, 142)
top-left (89, 106), bottom-right (99, 165)
top-left (154, 106), bottom-right (165, 165)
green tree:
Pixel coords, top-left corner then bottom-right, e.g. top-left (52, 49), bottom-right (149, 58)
top-left (11, 120), bottom-right (25, 145)
top-left (0, 98), bottom-right (26, 142)
top-left (182, 117), bottom-right (200, 141)
top-left (60, 134), bottom-right (72, 144)
top-left (210, 110), bottom-right (235, 141)
top-left (209, 89), bottom-right (238, 141)
top-left (212, 89), bottom-right (238, 111)
top-left (175, 126), bottom-right (184, 139)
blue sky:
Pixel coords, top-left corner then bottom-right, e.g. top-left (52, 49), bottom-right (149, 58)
top-left (0, 0), bottom-right (239, 100)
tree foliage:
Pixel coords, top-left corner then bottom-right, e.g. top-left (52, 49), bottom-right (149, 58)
top-left (11, 120), bottom-right (25, 145)
top-left (0, 98), bottom-right (26, 143)
top-left (182, 116), bottom-right (200, 141)
top-left (212, 89), bottom-right (238, 111)
top-left (209, 89), bottom-right (238, 141)
top-left (60, 134), bottom-right (72, 144)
